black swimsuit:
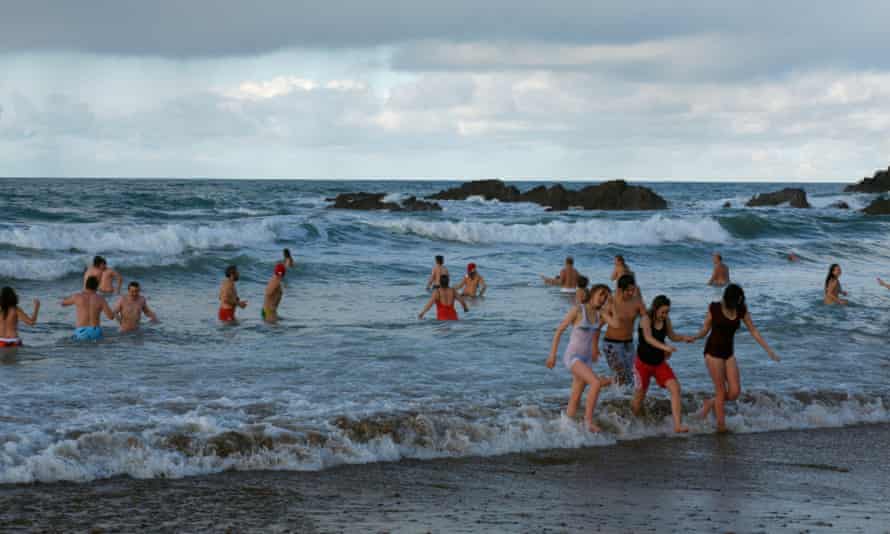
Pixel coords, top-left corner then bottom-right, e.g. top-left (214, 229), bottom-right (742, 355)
top-left (637, 322), bottom-right (668, 365)
top-left (704, 302), bottom-right (746, 359)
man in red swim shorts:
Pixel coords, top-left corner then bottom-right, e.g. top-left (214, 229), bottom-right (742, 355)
top-left (219, 265), bottom-right (247, 322)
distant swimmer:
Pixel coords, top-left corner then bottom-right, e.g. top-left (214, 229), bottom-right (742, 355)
top-left (691, 284), bottom-right (780, 433)
top-left (0, 287), bottom-right (39, 347)
top-left (633, 295), bottom-right (695, 433)
top-left (788, 252), bottom-right (800, 262)
top-left (419, 275), bottom-right (468, 321)
top-left (456, 263), bottom-right (487, 297)
top-left (600, 274), bottom-right (646, 386)
top-left (878, 277), bottom-right (890, 290)
top-left (541, 256), bottom-right (580, 289)
top-left (282, 248), bottom-right (295, 269)
top-left (113, 281), bottom-right (158, 333)
top-left (426, 255), bottom-right (449, 291)
top-left (63, 276), bottom-right (114, 341)
top-left (219, 265), bottom-right (248, 322)
top-left (610, 255), bottom-right (632, 282)
top-left (546, 283), bottom-right (613, 432)
top-left (708, 253), bottom-right (730, 287)
top-left (574, 275), bottom-right (589, 305)
top-left (262, 264), bottom-right (287, 323)
top-left (84, 256), bottom-right (122, 295)
top-left (824, 264), bottom-right (848, 305)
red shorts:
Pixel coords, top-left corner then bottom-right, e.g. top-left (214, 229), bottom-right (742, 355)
top-left (218, 308), bottom-right (236, 322)
top-left (634, 356), bottom-right (676, 392)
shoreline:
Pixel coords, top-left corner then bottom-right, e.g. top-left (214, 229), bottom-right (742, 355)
top-left (2, 423), bottom-right (888, 533)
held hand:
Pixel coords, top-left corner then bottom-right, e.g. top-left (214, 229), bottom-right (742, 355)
top-left (683, 335), bottom-right (695, 343)
top-left (238, 300), bottom-right (248, 309)
top-left (666, 345), bottom-right (678, 354)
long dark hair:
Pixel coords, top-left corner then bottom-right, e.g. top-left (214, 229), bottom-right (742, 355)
top-left (648, 295), bottom-right (671, 324)
top-left (825, 263), bottom-right (839, 289)
top-left (283, 248), bottom-right (292, 260)
top-left (722, 283), bottom-right (745, 311)
top-left (1, 287), bottom-right (18, 318)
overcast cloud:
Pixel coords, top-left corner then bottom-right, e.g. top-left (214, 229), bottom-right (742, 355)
top-left (1, 1), bottom-right (889, 180)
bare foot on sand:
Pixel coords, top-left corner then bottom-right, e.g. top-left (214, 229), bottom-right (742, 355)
top-left (674, 424), bottom-right (690, 433)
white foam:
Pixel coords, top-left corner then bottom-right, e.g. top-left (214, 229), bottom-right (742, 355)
top-left (370, 215), bottom-right (730, 246)
top-left (382, 193), bottom-right (409, 205)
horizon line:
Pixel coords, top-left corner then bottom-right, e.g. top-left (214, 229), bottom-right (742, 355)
top-left (0, 176), bottom-right (860, 184)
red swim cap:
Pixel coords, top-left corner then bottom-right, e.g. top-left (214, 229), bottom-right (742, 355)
top-left (274, 263), bottom-right (287, 276)
top-left (467, 262), bottom-right (476, 273)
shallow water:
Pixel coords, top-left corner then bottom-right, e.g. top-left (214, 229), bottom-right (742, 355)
top-left (1, 178), bottom-right (888, 483)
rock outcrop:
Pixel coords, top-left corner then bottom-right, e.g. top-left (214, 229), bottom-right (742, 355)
top-left (746, 188), bottom-right (811, 208)
top-left (429, 179), bottom-right (667, 211)
top-left (845, 166), bottom-right (890, 193)
top-left (862, 198), bottom-right (890, 215)
top-left (328, 193), bottom-right (442, 211)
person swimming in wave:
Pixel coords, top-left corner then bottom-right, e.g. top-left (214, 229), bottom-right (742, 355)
top-left (219, 265), bottom-right (248, 322)
top-left (419, 275), bottom-right (468, 321)
top-left (546, 283), bottom-right (613, 432)
top-left (600, 274), bottom-right (646, 386)
top-left (633, 295), bottom-right (695, 433)
top-left (824, 264), bottom-right (848, 305)
top-left (113, 281), bottom-right (159, 333)
top-left (456, 263), bottom-right (487, 297)
top-left (0, 287), bottom-right (39, 347)
top-left (84, 256), bottom-right (122, 295)
top-left (610, 255), bottom-right (632, 283)
top-left (541, 256), bottom-right (580, 290)
top-left (691, 284), bottom-right (780, 433)
top-left (707, 253), bottom-right (730, 287)
top-left (262, 264), bottom-right (286, 323)
top-left (282, 248), bottom-right (295, 270)
top-left (63, 276), bottom-right (115, 341)
top-left (426, 255), bottom-right (449, 291)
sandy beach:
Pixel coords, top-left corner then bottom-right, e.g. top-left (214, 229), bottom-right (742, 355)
top-left (2, 423), bottom-right (888, 533)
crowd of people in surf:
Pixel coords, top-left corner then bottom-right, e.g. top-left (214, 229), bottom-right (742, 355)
top-left (0, 247), bottom-right (887, 434)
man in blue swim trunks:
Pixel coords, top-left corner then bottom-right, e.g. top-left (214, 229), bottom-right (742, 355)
top-left (62, 276), bottom-right (114, 341)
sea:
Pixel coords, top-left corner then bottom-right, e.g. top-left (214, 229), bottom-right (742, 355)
top-left (0, 178), bottom-right (888, 484)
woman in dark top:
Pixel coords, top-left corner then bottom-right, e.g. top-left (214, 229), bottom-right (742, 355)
top-left (633, 295), bottom-right (694, 433)
top-left (692, 284), bottom-right (780, 432)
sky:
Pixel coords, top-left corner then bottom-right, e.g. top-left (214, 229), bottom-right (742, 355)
top-left (1, 1), bottom-right (890, 181)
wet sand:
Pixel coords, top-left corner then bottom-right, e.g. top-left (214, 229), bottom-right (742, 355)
top-left (2, 424), bottom-right (889, 533)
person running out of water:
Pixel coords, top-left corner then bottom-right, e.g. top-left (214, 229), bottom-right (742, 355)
top-left (541, 256), bottom-right (580, 289)
top-left (113, 281), bottom-right (158, 333)
top-left (262, 264), bottom-right (287, 323)
top-left (419, 275), bottom-right (468, 321)
top-left (456, 263), bottom-right (487, 297)
top-left (708, 253), bottom-right (730, 287)
top-left (426, 255), bottom-right (449, 291)
top-left (878, 277), bottom-right (890, 290)
top-left (574, 276), bottom-right (590, 305)
top-left (0, 287), bottom-right (39, 347)
top-left (282, 248), bottom-right (295, 269)
top-left (633, 295), bottom-right (694, 433)
top-left (63, 276), bottom-right (114, 341)
top-left (691, 284), bottom-right (780, 433)
top-left (546, 283), bottom-right (614, 432)
top-left (824, 264), bottom-right (848, 305)
top-left (84, 256), bottom-right (122, 295)
top-left (600, 274), bottom-right (646, 386)
top-left (610, 255), bottom-right (632, 282)
top-left (219, 265), bottom-right (248, 322)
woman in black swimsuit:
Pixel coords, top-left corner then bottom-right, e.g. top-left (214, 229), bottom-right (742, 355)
top-left (691, 284), bottom-right (780, 432)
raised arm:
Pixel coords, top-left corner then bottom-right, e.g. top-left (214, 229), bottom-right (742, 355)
top-left (691, 310), bottom-right (713, 341)
top-left (640, 315), bottom-right (676, 354)
top-left (742, 312), bottom-right (780, 361)
top-left (17, 299), bottom-right (40, 326)
top-left (418, 290), bottom-right (437, 319)
top-left (546, 307), bottom-right (578, 368)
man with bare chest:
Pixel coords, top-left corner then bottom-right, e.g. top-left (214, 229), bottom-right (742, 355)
top-left (601, 274), bottom-right (647, 385)
top-left (113, 281), bottom-right (159, 332)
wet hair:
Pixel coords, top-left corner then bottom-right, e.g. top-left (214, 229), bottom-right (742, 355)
top-left (435, 255), bottom-right (444, 265)
top-left (617, 273), bottom-right (636, 291)
top-left (225, 265), bottom-right (238, 278)
top-left (586, 283), bottom-right (611, 306)
top-left (649, 295), bottom-right (671, 323)
top-left (439, 274), bottom-right (450, 288)
top-left (576, 275), bottom-right (589, 289)
top-left (1, 287), bottom-right (18, 318)
top-left (93, 256), bottom-right (106, 268)
top-left (565, 256), bottom-right (574, 265)
top-left (615, 255), bottom-right (625, 265)
top-left (85, 276), bottom-right (100, 291)
top-left (128, 281), bottom-right (140, 289)
top-left (722, 283), bottom-right (745, 311)
top-left (825, 263), bottom-right (840, 289)
top-left (283, 248), bottom-right (292, 259)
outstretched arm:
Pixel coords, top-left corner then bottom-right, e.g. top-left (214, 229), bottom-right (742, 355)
top-left (418, 292), bottom-right (437, 319)
top-left (61, 295), bottom-right (76, 307)
top-left (666, 317), bottom-right (694, 343)
top-left (742, 312), bottom-right (780, 361)
top-left (878, 277), bottom-right (890, 290)
top-left (540, 272), bottom-right (562, 286)
top-left (547, 307), bottom-right (578, 368)
top-left (17, 300), bottom-right (40, 326)
top-left (691, 311), bottom-right (712, 341)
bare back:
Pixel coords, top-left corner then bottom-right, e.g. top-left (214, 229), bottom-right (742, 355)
top-left (561, 267), bottom-right (579, 289)
top-left (1, 308), bottom-right (18, 338)
top-left (74, 291), bottom-right (111, 328)
top-left (436, 288), bottom-right (458, 306)
top-left (264, 277), bottom-right (283, 313)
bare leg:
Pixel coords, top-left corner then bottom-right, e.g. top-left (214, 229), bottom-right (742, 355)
top-left (566, 378), bottom-right (585, 418)
top-left (705, 355), bottom-right (729, 432)
top-left (570, 361), bottom-right (606, 432)
top-left (665, 379), bottom-right (688, 433)
top-left (725, 357), bottom-right (741, 401)
top-left (631, 388), bottom-right (646, 416)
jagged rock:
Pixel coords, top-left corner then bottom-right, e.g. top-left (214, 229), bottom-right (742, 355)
top-left (829, 201), bottom-right (850, 209)
top-left (746, 188), bottom-right (811, 208)
top-left (428, 179), bottom-right (667, 211)
top-left (328, 193), bottom-right (442, 211)
top-left (862, 198), bottom-right (890, 215)
top-left (845, 166), bottom-right (890, 193)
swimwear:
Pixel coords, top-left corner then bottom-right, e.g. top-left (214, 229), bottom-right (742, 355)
top-left (602, 337), bottom-right (635, 386)
top-left (435, 301), bottom-right (459, 321)
top-left (72, 326), bottom-right (103, 341)
top-left (637, 322), bottom-right (668, 365)
top-left (0, 337), bottom-right (22, 347)
top-left (704, 302), bottom-right (747, 359)
top-left (218, 307), bottom-right (236, 322)
top-left (634, 357), bottom-right (676, 393)
top-left (563, 305), bottom-right (601, 371)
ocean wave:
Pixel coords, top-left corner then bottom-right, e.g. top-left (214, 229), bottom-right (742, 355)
top-left (1, 390), bottom-right (884, 484)
top-left (369, 215), bottom-right (730, 245)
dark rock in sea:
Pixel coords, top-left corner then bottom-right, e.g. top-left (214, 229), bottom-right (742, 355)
top-left (862, 198), bottom-right (890, 215)
top-left (845, 166), bottom-right (890, 193)
top-left (328, 193), bottom-right (442, 211)
top-left (829, 201), bottom-right (850, 209)
top-left (722, 201), bottom-right (732, 208)
top-left (428, 179), bottom-right (667, 211)
top-left (746, 188), bottom-right (811, 208)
